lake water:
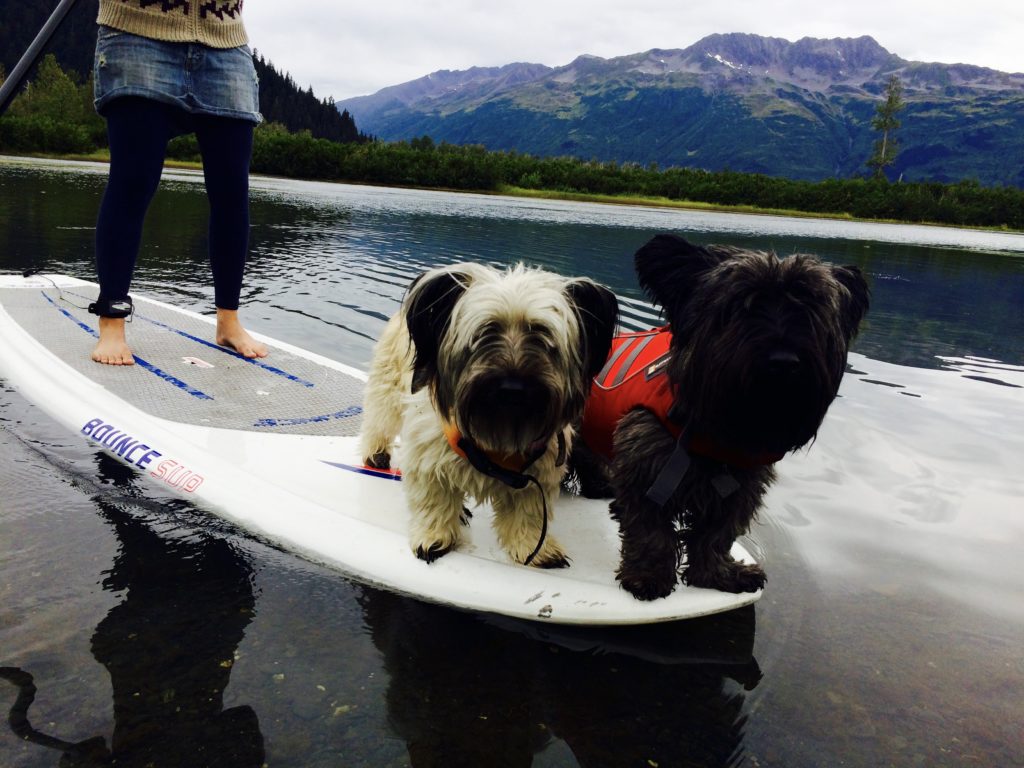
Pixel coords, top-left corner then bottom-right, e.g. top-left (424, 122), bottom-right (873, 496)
top-left (1, 156), bottom-right (1022, 767)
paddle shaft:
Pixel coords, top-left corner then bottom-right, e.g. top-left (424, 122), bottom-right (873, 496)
top-left (0, 0), bottom-right (84, 116)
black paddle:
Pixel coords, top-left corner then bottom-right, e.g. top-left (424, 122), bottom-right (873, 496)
top-left (0, 0), bottom-right (83, 116)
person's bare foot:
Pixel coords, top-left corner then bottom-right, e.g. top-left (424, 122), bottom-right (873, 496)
top-left (92, 316), bottom-right (135, 365)
top-left (216, 308), bottom-right (268, 359)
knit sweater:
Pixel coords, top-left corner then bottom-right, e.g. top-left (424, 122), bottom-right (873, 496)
top-left (97, 1), bottom-right (248, 49)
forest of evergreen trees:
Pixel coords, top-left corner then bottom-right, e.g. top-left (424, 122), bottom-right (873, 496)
top-left (0, 0), bottom-right (98, 82)
top-left (253, 55), bottom-right (363, 143)
top-left (0, 0), bottom-right (363, 142)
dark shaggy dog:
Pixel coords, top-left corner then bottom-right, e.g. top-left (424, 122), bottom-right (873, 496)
top-left (572, 234), bottom-right (869, 599)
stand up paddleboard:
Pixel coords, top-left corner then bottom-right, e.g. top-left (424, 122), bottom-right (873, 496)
top-left (0, 274), bottom-right (762, 624)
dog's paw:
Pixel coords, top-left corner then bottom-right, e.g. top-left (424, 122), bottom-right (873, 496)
top-left (618, 571), bottom-right (677, 601)
top-left (411, 514), bottom-right (462, 563)
top-left (495, 519), bottom-right (570, 568)
top-left (683, 563), bottom-right (766, 593)
top-left (531, 551), bottom-right (571, 569)
top-left (364, 451), bottom-right (391, 470)
top-left (517, 534), bottom-right (570, 569)
top-left (414, 541), bottom-right (453, 563)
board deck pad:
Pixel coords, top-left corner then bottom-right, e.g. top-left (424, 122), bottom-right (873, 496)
top-left (0, 283), bottom-right (365, 437)
top-left (0, 274), bottom-right (762, 625)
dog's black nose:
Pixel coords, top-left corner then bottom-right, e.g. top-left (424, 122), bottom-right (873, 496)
top-left (497, 376), bottom-right (540, 402)
top-left (486, 376), bottom-right (546, 414)
top-left (767, 350), bottom-right (802, 376)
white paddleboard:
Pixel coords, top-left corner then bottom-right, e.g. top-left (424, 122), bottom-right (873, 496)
top-left (0, 274), bottom-right (762, 625)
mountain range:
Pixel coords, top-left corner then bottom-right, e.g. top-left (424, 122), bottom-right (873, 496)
top-left (337, 34), bottom-right (1024, 186)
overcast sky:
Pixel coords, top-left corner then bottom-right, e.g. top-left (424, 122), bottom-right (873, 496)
top-left (245, 1), bottom-right (1024, 102)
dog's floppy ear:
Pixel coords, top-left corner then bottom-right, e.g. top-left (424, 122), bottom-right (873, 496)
top-left (405, 268), bottom-right (473, 393)
top-left (831, 265), bottom-right (870, 341)
top-left (634, 234), bottom-right (728, 316)
top-left (565, 279), bottom-right (619, 380)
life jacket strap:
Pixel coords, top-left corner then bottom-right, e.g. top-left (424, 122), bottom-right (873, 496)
top-left (645, 422), bottom-right (782, 508)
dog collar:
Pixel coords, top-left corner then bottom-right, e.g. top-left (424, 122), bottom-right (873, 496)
top-left (441, 422), bottom-right (565, 567)
top-left (442, 422), bottom-right (564, 478)
top-left (685, 432), bottom-right (785, 470)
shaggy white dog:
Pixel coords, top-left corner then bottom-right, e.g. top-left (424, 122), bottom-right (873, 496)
top-left (360, 262), bottom-right (617, 567)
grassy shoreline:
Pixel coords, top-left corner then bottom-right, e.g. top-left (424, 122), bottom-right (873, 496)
top-left (5, 151), bottom-right (1021, 234)
top-left (491, 186), bottom-right (1022, 233)
top-left (497, 184), bottom-right (864, 222)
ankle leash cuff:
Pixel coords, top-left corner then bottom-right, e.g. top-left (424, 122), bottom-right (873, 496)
top-left (88, 297), bottom-right (134, 319)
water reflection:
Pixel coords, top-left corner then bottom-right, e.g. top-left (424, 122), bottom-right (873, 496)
top-left (0, 453), bottom-right (264, 768)
top-left (361, 590), bottom-right (760, 767)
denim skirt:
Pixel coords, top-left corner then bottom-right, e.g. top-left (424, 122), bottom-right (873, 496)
top-left (94, 26), bottom-right (262, 124)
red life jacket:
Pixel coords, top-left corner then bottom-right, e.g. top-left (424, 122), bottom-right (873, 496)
top-left (580, 327), bottom-right (678, 459)
top-left (580, 327), bottom-right (784, 469)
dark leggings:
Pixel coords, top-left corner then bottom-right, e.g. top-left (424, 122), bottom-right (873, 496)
top-left (95, 97), bottom-right (254, 312)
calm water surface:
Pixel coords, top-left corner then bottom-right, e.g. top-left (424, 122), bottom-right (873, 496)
top-left (1, 157), bottom-right (1022, 767)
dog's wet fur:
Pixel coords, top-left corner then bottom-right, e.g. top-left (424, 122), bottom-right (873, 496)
top-left (571, 234), bottom-right (869, 599)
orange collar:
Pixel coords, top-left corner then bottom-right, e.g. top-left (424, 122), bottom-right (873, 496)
top-left (443, 422), bottom-right (539, 473)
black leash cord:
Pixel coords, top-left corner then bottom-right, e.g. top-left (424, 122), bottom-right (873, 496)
top-left (521, 475), bottom-right (549, 567)
top-left (21, 271), bottom-right (118, 315)
top-left (456, 435), bottom-right (550, 566)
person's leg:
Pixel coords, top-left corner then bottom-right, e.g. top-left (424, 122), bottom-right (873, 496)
top-left (93, 98), bottom-right (171, 364)
top-left (194, 115), bottom-right (267, 358)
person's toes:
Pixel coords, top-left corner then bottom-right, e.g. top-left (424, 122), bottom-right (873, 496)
top-left (247, 339), bottom-right (269, 358)
top-left (219, 331), bottom-right (267, 358)
top-left (93, 342), bottom-right (135, 365)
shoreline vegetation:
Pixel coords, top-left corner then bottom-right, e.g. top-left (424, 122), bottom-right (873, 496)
top-left (3, 57), bottom-right (1023, 233)
top-left (6, 149), bottom-right (1021, 235)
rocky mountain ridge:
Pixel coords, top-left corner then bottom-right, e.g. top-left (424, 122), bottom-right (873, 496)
top-left (337, 33), bottom-right (1024, 186)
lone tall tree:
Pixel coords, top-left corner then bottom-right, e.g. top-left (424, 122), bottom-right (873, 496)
top-left (867, 73), bottom-right (905, 179)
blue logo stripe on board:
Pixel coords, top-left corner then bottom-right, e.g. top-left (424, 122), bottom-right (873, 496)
top-left (136, 314), bottom-right (315, 388)
top-left (321, 460), bottom-right (402, 481)
top-left (41, 292), bottom-right (214, 401)
top-left (254, 405), bottom-right (362, 428)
